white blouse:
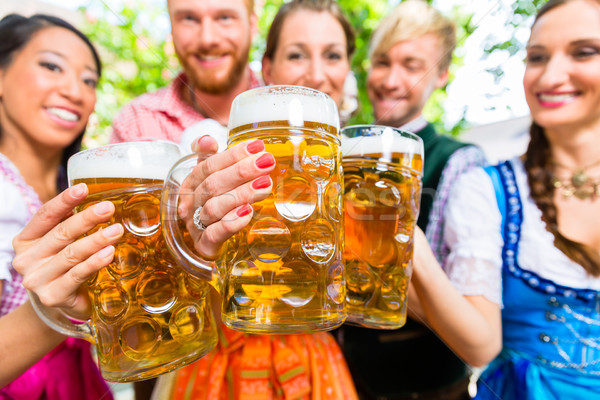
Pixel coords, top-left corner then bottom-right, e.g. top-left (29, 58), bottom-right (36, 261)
top-left (443, 158), bottom-right (600, 306)
top-left (0, 163), bottom-right (32, 285)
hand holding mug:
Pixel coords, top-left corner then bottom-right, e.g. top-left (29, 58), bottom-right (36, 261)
top-left (12, 183), bottom-right (122, 320)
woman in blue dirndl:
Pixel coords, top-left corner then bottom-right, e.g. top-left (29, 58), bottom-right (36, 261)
top-left (410, 1), bottom-right (600, 398)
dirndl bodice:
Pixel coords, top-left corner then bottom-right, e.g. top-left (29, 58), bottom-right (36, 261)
top-left (476, 162), bottom-right (600, 400)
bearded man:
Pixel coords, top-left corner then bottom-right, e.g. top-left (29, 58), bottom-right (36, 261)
top-left (111, 0), bottom-right (261, 143)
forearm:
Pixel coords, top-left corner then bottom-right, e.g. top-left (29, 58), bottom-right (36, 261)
top-left (411, 241), bottom-right (502, 367)
top-left (406, 279), bottom-right (428, 325)
top-left (0, 301), bottom-right (65, 386)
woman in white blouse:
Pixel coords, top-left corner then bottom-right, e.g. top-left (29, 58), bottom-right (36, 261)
top-left (410, 0), bottom-right (600, 398)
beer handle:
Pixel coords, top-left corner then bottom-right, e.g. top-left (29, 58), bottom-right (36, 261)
top-left (161, 153), bottom-right (223, 293)
top-left (27, 290), bottom-right (94, 341)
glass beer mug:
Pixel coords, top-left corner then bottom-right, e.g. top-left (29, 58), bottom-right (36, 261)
top-left (29, 141), bottom-right (218, 382)
top-left (341, 125), bottom-right (423, 329)
top-left (163, 85), bottom-right (347, 334)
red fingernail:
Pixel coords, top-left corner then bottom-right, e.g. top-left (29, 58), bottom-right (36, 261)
top-left (246, 140), bottom-right (265, 154)
top-left (197, 135), bottom-right (211, 145)
top-left (251, 176), bottom-right (272, 190)
top-left (236, 204), bottom-right (253, 217)
top-left (255, 153), bottom-right (275, 169)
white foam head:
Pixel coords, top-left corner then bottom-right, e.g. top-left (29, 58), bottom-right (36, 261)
top-left (341, 126), bottom-right (423, 157)
top-left (228, 85), bottom-right (340, 132)
top-left (68, 140), bottom-right (182, 181)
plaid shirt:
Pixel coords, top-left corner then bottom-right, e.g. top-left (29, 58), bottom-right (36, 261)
top-left (0, 154), bottom-right (41, 317)
top-left (111, 70), bottom-right (261, 144)
top-left (425, 145), bottom-right (488, 268)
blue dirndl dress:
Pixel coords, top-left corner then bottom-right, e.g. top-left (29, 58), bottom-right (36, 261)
top-left (476, 162), bottom-right (600, 400)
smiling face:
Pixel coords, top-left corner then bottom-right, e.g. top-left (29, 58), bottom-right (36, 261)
top-left (168, 0), bottom-right (256, 95)
top-left (262, 9), bottom-right (350, 109)
top-left (367, 33), bottom-right (448, 128)
top-left (0, 26), bottom-right (98, 152)
top-left (524, 0), bottom-right (600, 133)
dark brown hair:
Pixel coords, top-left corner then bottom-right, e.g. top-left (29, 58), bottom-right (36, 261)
top-left (524, 0), bottom-right (600, 276)
top-left (0, 14), bottom-right (102, 191)
top-left (262, 0), bottom-right (356, 63)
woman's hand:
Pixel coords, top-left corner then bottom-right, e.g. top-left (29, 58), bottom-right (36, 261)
top-left (12, 183), bottom-right (123, 320)
top-left (179, 135), bottom-right (276, 259)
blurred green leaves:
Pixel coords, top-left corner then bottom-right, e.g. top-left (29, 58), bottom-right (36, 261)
top-left (79, 1), bottom-right (178, 148)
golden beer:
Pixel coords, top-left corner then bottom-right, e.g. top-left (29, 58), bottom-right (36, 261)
top-left (224, 85), bottom-right (345, 334)
top-left (342, 127), bottom-right (423, 329)
top-left (67, 142), bottom-right (217, 382)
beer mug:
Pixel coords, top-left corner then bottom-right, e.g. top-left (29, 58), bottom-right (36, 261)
top-left (164, 85), bottom-right (346, 334)
top-left (29, 141), bottom-right (218, 382)
top-left (341, 125), bottom-right (423, 329)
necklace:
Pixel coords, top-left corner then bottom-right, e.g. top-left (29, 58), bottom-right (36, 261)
top-left (551, 157), bottom-right (600, 200)
top-left (187, 84), bottom-right (227, 127)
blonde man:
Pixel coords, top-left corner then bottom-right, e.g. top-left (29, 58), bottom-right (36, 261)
top-left (339, 2), bottom-right (487, 399)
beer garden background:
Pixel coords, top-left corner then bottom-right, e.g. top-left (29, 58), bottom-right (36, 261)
top-left (2, 0), bottom-right (543, 155)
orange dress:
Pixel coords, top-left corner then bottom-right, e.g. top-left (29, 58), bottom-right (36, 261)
top-left (160, 325), bottom-right (358, 400)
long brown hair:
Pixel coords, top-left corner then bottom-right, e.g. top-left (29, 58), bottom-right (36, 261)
top-left (524, 0), bottom-right (600, 276)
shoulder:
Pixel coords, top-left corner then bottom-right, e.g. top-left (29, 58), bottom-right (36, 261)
top-left (0, 177), bottom-right (27, 215)
top-left (448, 165), bottom-right (498, 216)
top-left (111, 85), bottom-right (175, 143)
top-left (444, 145), bottom-right (488, 174)
top-left (422, 125), bottom-right (474, 158)
top-left (0, 167), bottom-right (33, 223)
top-left (115, 85), bottom-right (171, 119)
top-left (0, 176), bottom-right (30, 271)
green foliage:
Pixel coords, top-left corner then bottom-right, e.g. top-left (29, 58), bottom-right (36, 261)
top-left (78, 1), bottom-right (177, 148)
top-left (339, 0), bottom-right (388, 125)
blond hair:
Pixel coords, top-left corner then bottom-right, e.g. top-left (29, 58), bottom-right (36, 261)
top-left (244, 0), bottom-right (255, 15)
top-left (369, 0), bottom-right (456, 71)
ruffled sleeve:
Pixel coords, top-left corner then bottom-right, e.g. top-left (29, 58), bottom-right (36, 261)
top-left (0, 177), bottom-right (30, 285)
top-left (443, 167), bottom-right (504, 306)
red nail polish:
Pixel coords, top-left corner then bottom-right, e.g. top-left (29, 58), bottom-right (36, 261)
top-left (197, 135), bottom-right (211, 144)
top-left (246, 140), bottom-right (265, 154)
top-left (236, 204), bottom-right (253, 217)
top-left (251, 176), bottom-right (271, 190)
top-left (255, 153), bottom-right (275, 169)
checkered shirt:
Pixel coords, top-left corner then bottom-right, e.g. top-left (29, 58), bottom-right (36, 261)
top-left (111, 70), bottom-right (261, 144)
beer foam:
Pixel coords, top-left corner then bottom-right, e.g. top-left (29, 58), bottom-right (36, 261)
top-left (68, 141), bottom-right (182, 181)
top-left (341, 133), bottom-right (423, 157)
top-left (228, 86), bottom-right (340, 130)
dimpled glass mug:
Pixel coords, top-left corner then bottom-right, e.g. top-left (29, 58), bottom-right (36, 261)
top-left (163, 85), bottom-right (347, 334)
top-left (341, 125), bottom-right (423, 329)
top-left (29, 141), bottom-right (218, 382)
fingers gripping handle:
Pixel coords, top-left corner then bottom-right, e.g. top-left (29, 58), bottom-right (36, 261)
top-left (27, 290), bottom-right (94, 342)
top-left (160, 153), bottom-right (223, 293)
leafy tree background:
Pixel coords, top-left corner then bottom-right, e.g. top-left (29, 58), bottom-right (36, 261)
top-left (79, 0), bottom-right (545, 148)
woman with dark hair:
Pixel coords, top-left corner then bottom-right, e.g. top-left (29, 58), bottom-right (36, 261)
top-left (409, 0), bottom-right (600, 398)
top-left (0, 13), bottom-right (115, 398)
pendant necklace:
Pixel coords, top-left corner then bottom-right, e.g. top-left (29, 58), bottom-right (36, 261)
top-left (551, 157), bottom-right (600, 200)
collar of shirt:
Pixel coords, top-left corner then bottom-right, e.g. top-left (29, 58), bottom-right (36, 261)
top-left (157, 69), bottom-right (262, 122)
top-left (399, 116), bottom-right (428, 134)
